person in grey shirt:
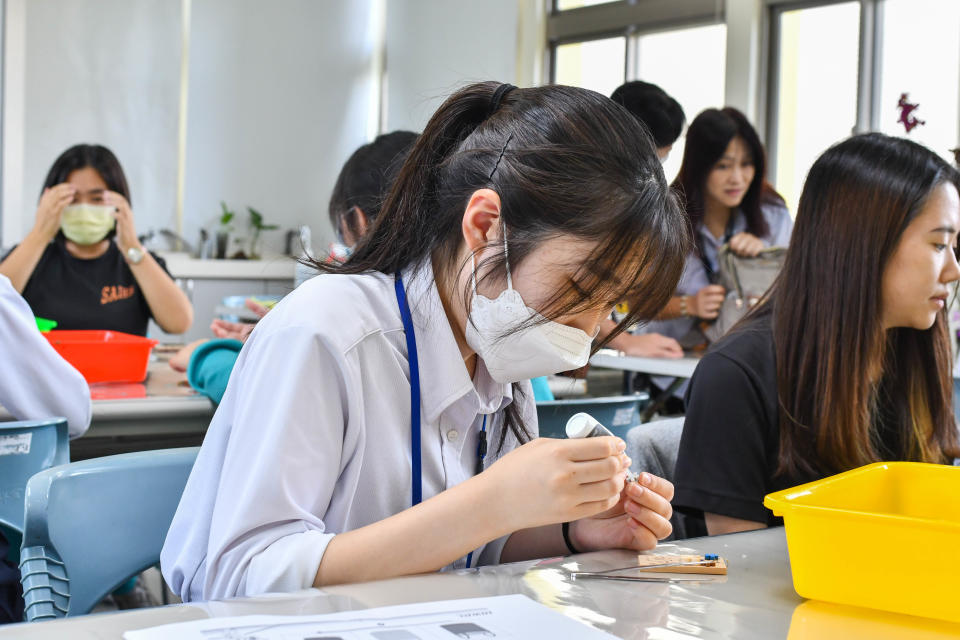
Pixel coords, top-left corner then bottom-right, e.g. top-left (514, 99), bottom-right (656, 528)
top-left (641, 107), bottom-right (793, 405)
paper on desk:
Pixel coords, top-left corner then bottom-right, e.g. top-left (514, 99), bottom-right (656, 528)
top-left (123, 594), bottom-right (616, 640)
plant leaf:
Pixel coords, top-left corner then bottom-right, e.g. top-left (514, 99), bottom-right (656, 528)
top-left (219, 201), bottom-right (234, 225)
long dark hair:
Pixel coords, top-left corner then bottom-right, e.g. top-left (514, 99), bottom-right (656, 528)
top-left (42, 144), bottom-right (130, 243)
top-left (672, 107), bottom-right (777, 254)
top-left (329, 131), bottom-right (419, 242)
top-left (761, 133), bottom-right (960, 477)
top-left (312, 81), bottom-right (689, 449)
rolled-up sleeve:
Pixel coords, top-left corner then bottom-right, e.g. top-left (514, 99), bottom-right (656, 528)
top-left (0, 275), bottom-right (91, 438)
top-left (200, 323), bottom-right (357, 599)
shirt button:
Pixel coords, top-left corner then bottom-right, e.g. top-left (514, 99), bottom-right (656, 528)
top-left (446, 429), bottom-right (459, 442)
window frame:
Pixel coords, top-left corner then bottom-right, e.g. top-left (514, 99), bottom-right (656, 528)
top-left (547, 0), bottom-right (727, 89)
top-left (547, 0), bottom-right (960, 185)
top-left (762, 0), bottom-right (949, 184)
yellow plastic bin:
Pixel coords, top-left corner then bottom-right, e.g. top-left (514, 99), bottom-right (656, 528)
top-left (764, 462), bottom-right (960, 623)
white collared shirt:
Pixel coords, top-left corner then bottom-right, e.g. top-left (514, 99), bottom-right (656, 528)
top-left (161, 263), bottom-right (535, 602)
top-left (0, 273), bottom-right (91, 437)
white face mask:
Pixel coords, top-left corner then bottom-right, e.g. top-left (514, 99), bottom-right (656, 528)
top-left (464, 228), bottom-right (595, 384)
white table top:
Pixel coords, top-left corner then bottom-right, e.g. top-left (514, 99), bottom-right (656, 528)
top-left (5, 528), bottom-right (957, 638)
top-left (590, 349), bottom-right (701, 379)
top-left (159, 253), bottom-right (296, 280)
top-left (0, 361), bottom-right (212, 425)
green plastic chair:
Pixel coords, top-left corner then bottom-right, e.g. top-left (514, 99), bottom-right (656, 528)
top-left (19, 447), bottom-right (198, 620)
top-left (535, 394), bottom-right (649, 439)
top-left (0, 418), bottom-right (69, 565)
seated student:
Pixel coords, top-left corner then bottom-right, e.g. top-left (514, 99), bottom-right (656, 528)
top-left (640, 107), bottom-right (792, 407)
top-left (161, 82), bottom-right (687, 601)
top-left (675, 133), bottom-right (960, 536)
top-left (169, 131), bottom-right (420, 404)
top-left (0, 273), bottom-right (92, 623)
top-left (596, 81), bottom-right (687, 359)
top-left (0, 144), bottom-right (192, 336)
top-left (611, 80), bottom-right (685, 163)
top-left (304, 130), bottom-right (420, 282)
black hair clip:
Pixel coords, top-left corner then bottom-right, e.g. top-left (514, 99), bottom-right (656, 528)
top-left (488, 133), bottom-right (515, 180)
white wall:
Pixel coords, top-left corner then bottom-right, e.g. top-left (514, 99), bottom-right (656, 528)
top-left (1, 0), bottom-right (538, 251)
top-left (385, 0), bottom-right (521, 133)
top-left (182, 0), bottom-right (379, 255)
top-left (3, 0), bottom-right (181, 246)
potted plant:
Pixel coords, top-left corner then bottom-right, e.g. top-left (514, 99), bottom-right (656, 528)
top-left (216, 201), bottom-right (235, 259)
top-left (248, 207), bottom-right (279, 259)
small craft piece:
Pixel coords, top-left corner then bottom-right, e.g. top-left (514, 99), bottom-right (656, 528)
top-left (634, 553), bottom-right (728, 575)
top-left (897, 93), bottom-right (925, 133)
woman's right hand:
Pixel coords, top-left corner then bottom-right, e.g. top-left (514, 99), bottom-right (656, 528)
top-left (689, 285), bottom-right (726, 320)
top-left (32, 184), bottom-right (76, 242)
top-left (482, 436), bottom-right (631, 532)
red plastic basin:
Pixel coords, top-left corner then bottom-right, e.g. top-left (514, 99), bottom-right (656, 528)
top-left (43, 330), bottom-right (158, 384)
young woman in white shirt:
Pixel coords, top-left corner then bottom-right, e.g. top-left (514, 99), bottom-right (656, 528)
top-left (162, 82), bottom-right (689, 601)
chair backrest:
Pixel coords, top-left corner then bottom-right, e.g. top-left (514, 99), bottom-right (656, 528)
top-left (19, 447), bottom-right (198, 620)
top-left (0, 418), bottom-right (69, 537)
top-left (535, 394), bottom-right (648, 439)
top-left (625, 417), bottom-right (685, 482)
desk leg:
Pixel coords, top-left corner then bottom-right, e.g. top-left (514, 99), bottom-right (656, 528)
top-left (641, 377), bottom-right (684, 422)
top-left (622, 371), bottom-right (635, 395)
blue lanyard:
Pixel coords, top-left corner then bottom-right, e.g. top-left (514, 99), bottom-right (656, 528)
top-left (394, 273), bottom-right (423, 506)
top-left (700, 215), bottom-right (736, 284)
top-left (394, 273), bottom-right (487, 567)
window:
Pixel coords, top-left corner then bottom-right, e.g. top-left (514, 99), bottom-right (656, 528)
top-left (555, 0), bottom-right (619, 11)
top-left (877, 0), bottom-right (960, 164)
top-left (554, 36), bottom-right (626, 96)
top-left (769, 0), bottom-right (960, 214)
top-left (772, 2), bottom-right (861, 213)
top-left (635, 23), bottom-right (727, 182)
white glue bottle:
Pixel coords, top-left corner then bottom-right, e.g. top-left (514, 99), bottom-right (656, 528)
top-left (565, 412), bottom-right (639, 483)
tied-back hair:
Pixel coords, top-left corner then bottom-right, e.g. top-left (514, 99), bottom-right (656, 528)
top-left (329, 131), bottom-right (419, 241)
top-left (757, 133), bottom-right (960, 478)
top-left (311, 81), bottom-right (690, 450)
top-left (672, 107), bottom-right (781, 255)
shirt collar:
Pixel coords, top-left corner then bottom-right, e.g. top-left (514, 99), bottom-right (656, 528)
top-left (699, 208), bottom-right (747, 248)
top-left (401, 262), bottom-right (513, 425)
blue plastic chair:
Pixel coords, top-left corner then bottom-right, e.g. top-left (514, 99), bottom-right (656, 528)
top-left (535, 394), bottom-right (649, 439)
top-left (0, 418), bottom-right (69, 564)
top-left (19, 447), bottom-right (198, 620)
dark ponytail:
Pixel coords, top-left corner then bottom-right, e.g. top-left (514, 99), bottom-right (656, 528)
top-left (314, 81), bottom-right (689, 449)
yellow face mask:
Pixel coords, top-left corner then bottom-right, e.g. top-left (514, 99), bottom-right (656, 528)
top-left (60, 204), bottom-right (116, 245)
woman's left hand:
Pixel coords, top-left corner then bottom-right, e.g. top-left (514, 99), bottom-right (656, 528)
top-left (104, 191), bottom-right (140, 252)
top-left (569, 472), bottom-right (674, 551)
top-left (729, 232), bottom-right (765, 257)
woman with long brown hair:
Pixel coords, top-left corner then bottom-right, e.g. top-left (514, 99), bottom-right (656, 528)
top-left (674, 133), bottom-right (960, 536)
top-left (638, 107), bottom-right (792, 408)
top-left (162, 82), bottom-right (689, 601)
